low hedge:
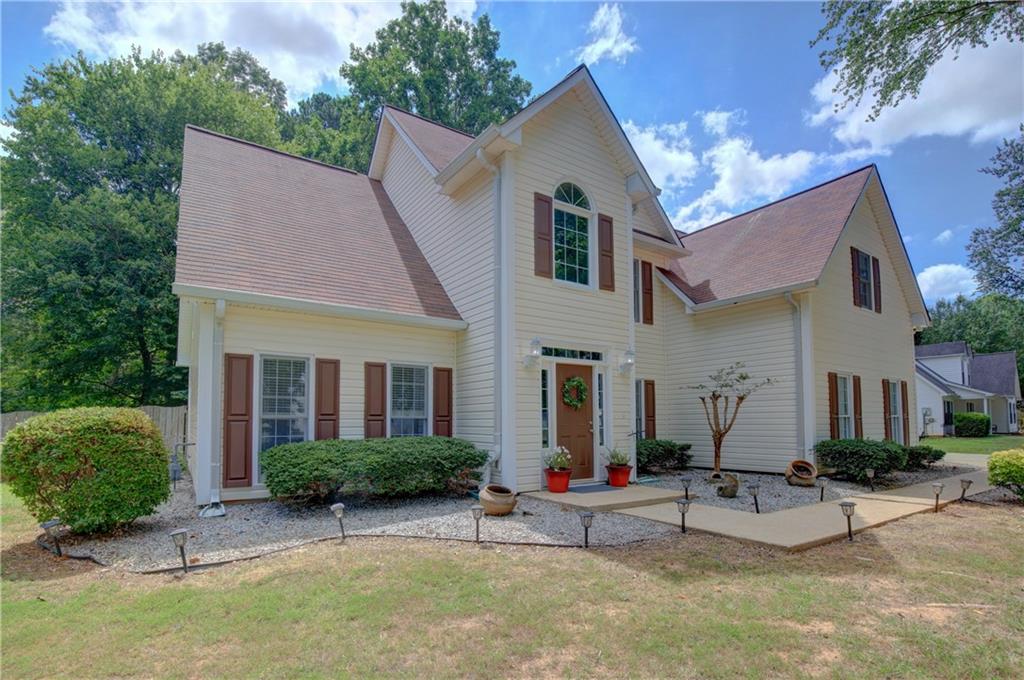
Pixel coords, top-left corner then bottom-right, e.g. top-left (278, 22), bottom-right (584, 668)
top-left (902, 444), bottom-right (946, 470)
top-left (636, 439), bottom-right (692, 472)
top-left (1, 407), bottom-right (170, 534)
top-left (815, 438), bottom-right (907, 482)
top-left (261, 436), bottom-right (488, 501)
top-left (954, 412), bottom-right (991, 437)
top-left (988, 449), bottom-right (1024, 501)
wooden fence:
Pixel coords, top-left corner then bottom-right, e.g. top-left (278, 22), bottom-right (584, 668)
top-left (1, 405), bottom-right (188, 453)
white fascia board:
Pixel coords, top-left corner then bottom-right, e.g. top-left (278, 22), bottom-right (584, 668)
top-left (634, 231), bottom-right (688, 257)
top-left (381, 109), bottom-right (439, 177)
top-left (172, 283), bottom-right (468, 331)
top-left (656, 271), bottom-right (817, 314)
top-left (655, 270), bottom-right (698, 312)
top-left (367, 111), bottom-right (391, 180)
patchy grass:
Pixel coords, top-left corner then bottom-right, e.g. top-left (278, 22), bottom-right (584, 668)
top-left (2, 484), bottom-right (1023, 679)
top-left (923, 435), bottom-right (1023, 456)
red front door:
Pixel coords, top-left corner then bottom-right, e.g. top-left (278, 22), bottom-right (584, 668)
top-left (555, 363), bottom-right (594, 480)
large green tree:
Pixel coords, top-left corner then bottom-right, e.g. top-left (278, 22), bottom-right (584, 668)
top-left (280, 93), bottom-right (377, 172)
top-left (968, 127), bottom-right (1024, 298)
top-left (1, 49), bottom-right (280, 410)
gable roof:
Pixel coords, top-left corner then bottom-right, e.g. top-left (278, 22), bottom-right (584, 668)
top-left (916, 360), bottom-right (958, 397)
top-left (384, 106), bottom-right (474, 172)
top-left (970, 352), bottom-right (1020, 397)
top-left (173, 125), bottom-right (463, 326)
top-left (916, 341), bottom-right (969, 358)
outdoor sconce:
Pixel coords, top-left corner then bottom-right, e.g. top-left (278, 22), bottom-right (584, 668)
top-left (577, 510), bottom-right (595, 548)
top-left (839, 501), bottom-right (856, 541)
top-left (932, 482), bottom-right (944, 513)
top-left (40, 519), bottom-right (62, 557)
top-left (619, 348), bottom-right (636, 374)
top-left (470, 504), bottom-right (484, 543)
top-left (818, 476), bottom-right (829, 502)
top-left (748, 483), bottom-right (761, 514)
top-left (959, 478), bottom-right (973, 502)
top-left (679, 476), bottom-right (692, 501)
top-left (523, 338), bottom-right (542, 367)
top-left (865, 468), bottom-right (875, 492)
top-left (170, 528), bottom-right (189, 573)
top-left (674, 498), bottom-right (691, 533)
top-left (330, 503), bottom-right (346, 540)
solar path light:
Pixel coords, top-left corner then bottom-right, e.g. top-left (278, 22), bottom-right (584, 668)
top-left (577, 510), bottom-right (595, 548)
top-left (674, 498), bottom-right (691, 533)
top-left (839, 501), bottom-right (856, 541)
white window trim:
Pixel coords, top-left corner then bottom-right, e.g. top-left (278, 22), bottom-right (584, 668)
top-left (386, 361), bottom-right (433, 438)
top-left (888, 379), bottom-right (904, 445)
top-left (552, 188), bottom-right (597, 291)
top-left (635, 378), bottom-right (645, 441)
top-left (252, 351), bottom-right (315, 485)
top-left (855, 249), bottom-right (876, 312)
top-left (537, 353), bottom-right (611, 483)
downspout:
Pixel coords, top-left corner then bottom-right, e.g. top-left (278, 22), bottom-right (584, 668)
top-left (785, 293), bottom-right (805, 458)
top-left (199, 299), bottom-right (227, 518)
top-left (478, 148), bottom-right (501, 485)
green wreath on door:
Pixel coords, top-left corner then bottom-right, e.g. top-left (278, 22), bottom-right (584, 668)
top-left (561, 376), bottom-right (589, 410)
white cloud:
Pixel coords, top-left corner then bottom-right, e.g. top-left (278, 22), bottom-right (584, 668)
top-left (621, 119), bottom-right (699, 196)
top-left (809, 40), bottom-right (1023, 153)
top-left (42, 1), bottom-right (477, 103)
top-left (934, 229), bottom-right (954, 245)
top-left (575, 3), bottom-right (638, 66)
top-left (916, 263), bottom-right (977, 302)
top-left (699, 109), bottom-right (742, 137)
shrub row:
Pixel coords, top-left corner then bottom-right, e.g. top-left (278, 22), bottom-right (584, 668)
top-left (636, 439), bottom-right (692, 473)
top-left (260, 436), bottom-right (488, 501)
top-left (954, 412), bottom-right (991, 437)
top-left (988, 449), bottom-right (1024, 501)
top-left (814, 439), bottom-right (947, 482)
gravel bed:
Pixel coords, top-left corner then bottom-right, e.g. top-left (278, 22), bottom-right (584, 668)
top-left (62, 474), bottom-right (675, 571)
top-left (645, 463), bottom-right (974, 513)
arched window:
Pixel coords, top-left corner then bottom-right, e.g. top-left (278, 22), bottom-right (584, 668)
top-left (552, 183), bottom-right (592, 285)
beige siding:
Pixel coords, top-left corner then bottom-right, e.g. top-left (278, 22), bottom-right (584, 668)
top-left (633, 243), bottom-right (671, 436)
top-left (379, 132), bottom-right (498, 457)
top-left (811, 195), bottom-right (919, 445)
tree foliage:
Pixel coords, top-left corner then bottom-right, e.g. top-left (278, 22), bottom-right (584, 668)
top-left (172, 42), bottom-right (288, 111)
top-left (968, 126), bottom-right (1024, 298)
top-left (813, 1), bottom-right (1024, 120)
top-left (280, 93), bottom-right (377, 172)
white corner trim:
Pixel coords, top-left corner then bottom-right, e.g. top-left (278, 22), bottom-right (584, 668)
top-left (797, 293), bottom-right (816, 460)
top-left (498, 151), bottom-right (518, 491)
top-left (172, 284), bottom-right (468, 330)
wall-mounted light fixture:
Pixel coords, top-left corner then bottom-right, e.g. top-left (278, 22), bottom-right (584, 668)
top-left (523, 338), bottom-right (542, 367)
top-left (619, 348), bottom-right (636, 374)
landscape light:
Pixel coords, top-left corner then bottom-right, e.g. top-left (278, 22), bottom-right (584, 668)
top-left (577, 510), bottom-right (595, 548)
top-left (932, 482), bottom-right (944, 513)
top-left (865, 469), bottom-right (875, 492)
top-left (330, 503), bottom-right (346, 540)
top-left (40, 519), bottom-right (62, 557)
top-left (470, 504), bottom-right (484, 542)
top-left (170, 528), bottom-right (189, 573)
top-left (679, 476), bottom-right (692, 501)
top-left (674, 498), bottom-right (691, 533)
top-left (959, 478), bottom-right (972, 502)
top-left (839, 501), bottom-right (856, 541)
top-left (818, 476), bottom-right (829, 502)
top-left (748, 483), bottom-right (761, 514)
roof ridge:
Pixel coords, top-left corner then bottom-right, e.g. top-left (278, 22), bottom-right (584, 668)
top-left (184, 124), bottom-right (361, 176)
top-left (678, 164), bottom-right (877, 239)
top-left (384, 105), bottom-right (475, 139)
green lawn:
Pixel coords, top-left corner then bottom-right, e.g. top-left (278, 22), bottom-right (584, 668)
top-left (2, 484), bottom-right (1023, 679)
top-left (922, 434), bottom-right (1022, 455)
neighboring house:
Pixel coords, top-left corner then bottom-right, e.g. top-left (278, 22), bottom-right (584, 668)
top-left (173, 65), bottom-right (930, 509)
top-left (915, 342), bottom-right (1021, 436)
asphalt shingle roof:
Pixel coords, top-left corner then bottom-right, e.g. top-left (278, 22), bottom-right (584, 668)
top-left (385, 107), bottom-right (474, 172)
top-left (969, 352), bottom-right (1019, 396)
top-left (915, 342), bottom-right (969, 358)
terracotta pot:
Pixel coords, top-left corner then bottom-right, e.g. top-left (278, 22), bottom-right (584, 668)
top-left (544, 468), bottom-right (572, 493)
top-left (479, 484), bottom-right (517, 516)
top-left (785, 459), bottom-right (818, 487)
top-left (606, 464), bottom-right (632, 487)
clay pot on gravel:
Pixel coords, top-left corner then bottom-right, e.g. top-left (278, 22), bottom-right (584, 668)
top-left (785, 459), bottom-right (818, 487)
top-left (478, 484), bottom-right (517, 516)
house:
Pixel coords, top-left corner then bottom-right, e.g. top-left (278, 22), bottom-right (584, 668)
top-left (173, 65), bottom-right (930, 510)
top-left (915, 342), bottom-right (1021, 435)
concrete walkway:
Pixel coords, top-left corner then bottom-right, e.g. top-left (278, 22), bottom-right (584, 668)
top-left (617, 463), bottom-right (994, 552)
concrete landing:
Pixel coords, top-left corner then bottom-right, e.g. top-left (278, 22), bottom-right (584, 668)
top-left (525, 484), bottom-right (684, 511)
top-left (617, 468), bottom-right (994, 551)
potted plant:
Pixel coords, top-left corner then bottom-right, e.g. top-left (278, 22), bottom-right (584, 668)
top-left (604, 448), bottom-right (633, 487)
top-left (543, 446), bottom-right (573, 493)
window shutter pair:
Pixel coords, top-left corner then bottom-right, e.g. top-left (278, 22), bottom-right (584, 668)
top-left (534, 192), bottom-right (614, 290)
top-left (827, 372), bottom-right (863, 439)
top-left (643, 380), bottom-right (657, 439)
top-left (364, 363), bottom-right (453, 438)
top-left (850, 247), bottom-right (882, 313)
top-left (641, 261), bottom-right (654, 325)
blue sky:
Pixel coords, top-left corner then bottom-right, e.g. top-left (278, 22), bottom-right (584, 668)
top-left (3, 1), bottom-right (1021, 304)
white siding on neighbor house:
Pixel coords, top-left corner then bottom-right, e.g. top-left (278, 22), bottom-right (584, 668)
top-left (915, 375), bottom-right (948, 438)
top-left (664, 293), bottom-right (800, 472)
top-left (918, 354), bottom-right (967, 386)
top-left (378, 131), bottom-right (499, 463)
top-left (811, 194), bottom-right (919, 446)
top-left (511, 88), bottom-right (635, 491)
top-left (633, 243), bottom-right (670, 437)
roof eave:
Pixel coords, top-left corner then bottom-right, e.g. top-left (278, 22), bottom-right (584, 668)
top-left (634, 231), bottom-right (688, 257)
top-left (657, 270), bottom-right (815, 313)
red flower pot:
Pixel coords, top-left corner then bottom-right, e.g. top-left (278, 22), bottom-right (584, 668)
top-left (606, 465), bottom-right (633, 487)
top-left (544, 468), bottom-right (572, 493)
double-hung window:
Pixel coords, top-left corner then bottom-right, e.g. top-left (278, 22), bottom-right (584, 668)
top-left (553, 183), bottom-right (591, 286)
top-left (260, 356), bottom-right (309, 452)
top-left (854, 249), bottom-right (874, 310)
top-left (888, 380), bottom-right (904, 445)
top-left (390, 365), bottom-right (428, 436)
top-left (836, 375), bottom-right (853, 439)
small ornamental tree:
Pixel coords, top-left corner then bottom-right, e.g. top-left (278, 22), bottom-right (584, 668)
top-left (689, 363), bottom-right (773, 478)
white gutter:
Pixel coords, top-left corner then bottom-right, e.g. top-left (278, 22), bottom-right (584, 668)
top-left (785, 293), bottom-right (805, 457)
top-left (478, 148), bottom-right (502, 484)
top-left (172, 284), bottom-right (468, 331)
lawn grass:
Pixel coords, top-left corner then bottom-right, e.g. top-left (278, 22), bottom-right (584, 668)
top-left (2, 484), bottom-right (1023, 679)
top-left (922, 434), bottom-right (1023, 455)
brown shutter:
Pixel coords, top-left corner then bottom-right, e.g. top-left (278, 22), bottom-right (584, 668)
top-left (872, 256), bottom-right (882, 314)
top-left (364, 362), bottom-right (387, 438)
top-left (534, 193), bottom-right (553, 278)
top-left (641, 261), bottom-right (654, 325)
top-left (900, 380), bottom-right (910, 444)
top-left (882, 379), bottom-right (892, 440)
top-left (850, 247), bottom-right (861, 307)
top-left (853, 375), bottom-right (863, 438)
top-left (643, 380), bottom-right (656, 439)
top-left (433, 367), bottom-right (453, 437)
top-left (827, 372), bottom-right (839, 439)
top-left (315, 359), bottom-right (340, 440)
top-left (223, 354), bottom-right (253, 488)
top-left (598, 213), bottom-right (615, 291)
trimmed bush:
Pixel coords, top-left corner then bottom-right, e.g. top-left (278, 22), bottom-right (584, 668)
top-left (1, 407), bottom-right (170, 534)
top-left (902, 444), bottom-right (946, 470)
top-left (261, 436), bottom-right (488, 500)
top-left (988, 449), bottom-right (1024, 501)
top-left (954, 412), bottom-right (991, 437)
top-left (815, 438), bottom-right (907, 482)
top-left (636, 439), bottom-right (692, 473)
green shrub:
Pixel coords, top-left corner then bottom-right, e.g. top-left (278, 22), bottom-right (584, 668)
top-left (814, 438), bottom-right (907, 482)
top-left (988, 449), bottom-right (1024, 501)
top-left (261, 436), bottom-right (488, 500)
top-left (954, 412), bottom-right (991, 437)
top-left (636, 439), bottom-right (692, 473)
top-left (1, 407), bottom-right (170, 534)
top-left (902, 444), bottom-right (946, 470)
